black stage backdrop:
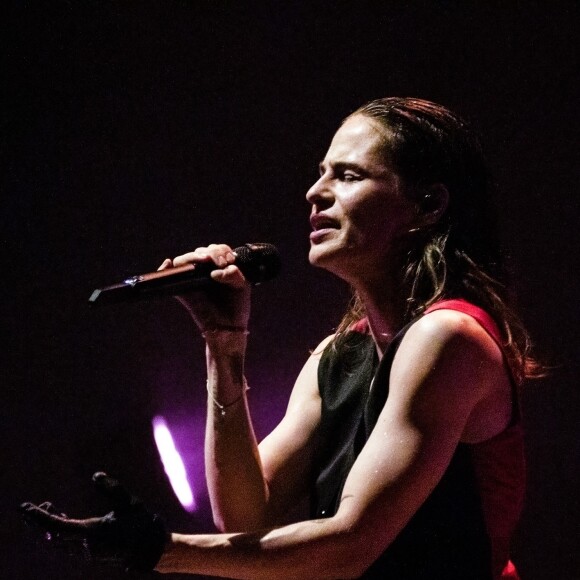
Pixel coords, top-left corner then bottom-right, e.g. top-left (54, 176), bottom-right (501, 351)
top-left (2, 3), bottom-right (579, 579)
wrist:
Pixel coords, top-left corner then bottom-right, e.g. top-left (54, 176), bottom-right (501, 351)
top-left (203, 327), bottom-right (249, 357)
top-left (207, 376), bottom-right (250, 417)
top-left (202, 325), bottom-right (249, 338)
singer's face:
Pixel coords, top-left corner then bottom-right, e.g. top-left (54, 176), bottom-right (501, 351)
top-left (306, 114), bottom-right (417, 284)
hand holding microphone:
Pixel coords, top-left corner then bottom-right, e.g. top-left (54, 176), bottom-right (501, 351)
top-left (159, 243), bottom-right (254, 333)
top-left (89, 242), bottom-right (281, 335)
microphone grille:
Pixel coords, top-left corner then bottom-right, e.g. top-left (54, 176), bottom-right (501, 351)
top-left (234, 243), bottom-right (281, 285)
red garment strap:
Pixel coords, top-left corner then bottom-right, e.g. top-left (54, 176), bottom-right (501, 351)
top-left (349, 317), bottom-right (370, 333)
top-left (352, 299), bottom-right (503, 345)
top-left (425, 299), bottom-right (502, 345)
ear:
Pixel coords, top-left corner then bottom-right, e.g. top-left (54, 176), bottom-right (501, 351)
top-left (416, 183), bottom-right (449, 226)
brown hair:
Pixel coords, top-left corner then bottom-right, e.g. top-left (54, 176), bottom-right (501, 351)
top-left (334, 97), bottom-right (541, 383)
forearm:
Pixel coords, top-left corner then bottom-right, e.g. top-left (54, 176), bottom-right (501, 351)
top-left (156, 515), bottom-right (364, 579)
top-left (204, 331), bottom-right (270, 531)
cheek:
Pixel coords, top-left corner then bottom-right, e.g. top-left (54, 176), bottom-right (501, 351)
top-left (351, 197), bottom-right (415, 241)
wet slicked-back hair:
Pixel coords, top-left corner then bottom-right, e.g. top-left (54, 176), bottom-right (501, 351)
top-left (335, 97), bottom-right (539, 383)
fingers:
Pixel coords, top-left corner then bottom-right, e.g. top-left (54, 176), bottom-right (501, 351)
top-left (157, 258), bottom-right (172, 271)
top-left (210, 264), bottom-right (247, 289)
top-left (20, 502), bottom-right (100, 534)
top-left (170, 244), bottom-right (248, 289)
top-left (172, 244), bottom-right (237, 270)
top-left (159, 244), bottom-right (250, 286)
top-left (37, 501), bottom-right (70, 521)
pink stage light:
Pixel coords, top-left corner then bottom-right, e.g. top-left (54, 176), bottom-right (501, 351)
top-left (152, 415), bottom-right (196, 512)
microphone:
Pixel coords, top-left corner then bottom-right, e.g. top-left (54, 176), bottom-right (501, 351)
top-left (88, 243), bottom-right (281, 306)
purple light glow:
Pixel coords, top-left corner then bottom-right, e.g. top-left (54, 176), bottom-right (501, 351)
top-left (152, 415), bottom-right (196, 512)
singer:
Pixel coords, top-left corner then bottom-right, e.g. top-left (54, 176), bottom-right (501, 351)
top-left (22, 98), bottom-right (541, 578)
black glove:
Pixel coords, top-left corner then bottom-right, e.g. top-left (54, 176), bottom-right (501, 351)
top-left (20, 472), bottom-right (168, 572)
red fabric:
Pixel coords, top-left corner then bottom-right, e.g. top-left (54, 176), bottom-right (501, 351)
top-left (349, 317), bottom-right (370, 333)
top-left (425, 298), bottom-right (502, 343)
top-left (353, 299), bottom-right (502, 343)
top-left (501, 560), bottom-right (520, 579)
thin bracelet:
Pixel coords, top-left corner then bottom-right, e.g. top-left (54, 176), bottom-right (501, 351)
top-left (206, 378), bottom-right (250, 417)
top-left (201, 326), bottom-right (249, 338)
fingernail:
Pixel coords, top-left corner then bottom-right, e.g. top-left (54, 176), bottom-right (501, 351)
top-left (226, 252), bottom-right (235, 264)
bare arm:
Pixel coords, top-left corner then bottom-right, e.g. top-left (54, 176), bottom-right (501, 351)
top-left (156, 310), bottom-right (511, 578)
top-left (162, 244), bottom-right (326, 532)
top-left (203, 332), bottom-right (327, 531)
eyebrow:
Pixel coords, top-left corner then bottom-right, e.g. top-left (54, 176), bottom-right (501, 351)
top-left (318, 161), bottom-right (368, 174)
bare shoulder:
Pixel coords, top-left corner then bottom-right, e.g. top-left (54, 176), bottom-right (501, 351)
top-left (389, 308), bottom-right (498, 400)
top-left (389, 309), bottom-right (512, 441)
top-left (411, 308), bottom-right (498, 343)
top-left (399, 308), bottom-right (504, 367)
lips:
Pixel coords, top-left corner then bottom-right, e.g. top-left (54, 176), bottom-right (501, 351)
top-left (310, 214), bottom-right (340, 231)
top-left (309, 214), bottom-right (340, 244)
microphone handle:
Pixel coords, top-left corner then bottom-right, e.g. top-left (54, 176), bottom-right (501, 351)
top-left (88, 263), bottom-right (215, 306)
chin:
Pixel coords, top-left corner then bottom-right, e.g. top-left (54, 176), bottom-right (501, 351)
top-left (308, 243), bottom-right (333, 267)
top-left (308, 245), bottom-right (347, 277)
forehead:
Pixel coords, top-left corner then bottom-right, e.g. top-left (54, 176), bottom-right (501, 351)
top-left (324, 114), bottom-right (388, 166)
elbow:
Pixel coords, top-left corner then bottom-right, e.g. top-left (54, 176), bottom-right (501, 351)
top-left (309, 516), bottom-right (384, 579)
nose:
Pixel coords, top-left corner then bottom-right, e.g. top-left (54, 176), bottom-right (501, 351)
top-left (306, 173), bottom-right (333, 208)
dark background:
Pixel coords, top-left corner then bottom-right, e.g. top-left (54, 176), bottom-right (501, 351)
top-left (2, 2), bottom-right (579, 578)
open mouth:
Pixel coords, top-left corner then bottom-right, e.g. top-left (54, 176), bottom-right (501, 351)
top-left (310, 214), bottom-right (340, 231)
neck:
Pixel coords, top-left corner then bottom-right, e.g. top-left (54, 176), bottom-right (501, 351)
top-left (354, 273), bottom-right (409, 357)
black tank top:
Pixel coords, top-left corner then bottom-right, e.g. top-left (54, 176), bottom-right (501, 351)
top-left (312, 318), bottom-right (494, 579)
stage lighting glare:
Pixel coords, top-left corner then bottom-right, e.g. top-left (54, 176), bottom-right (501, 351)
top-left (152, 416), bottom-right (196, 512)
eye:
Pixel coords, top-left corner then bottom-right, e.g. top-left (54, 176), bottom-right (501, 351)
top-left (342, 171), bottom-right (361, 182)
